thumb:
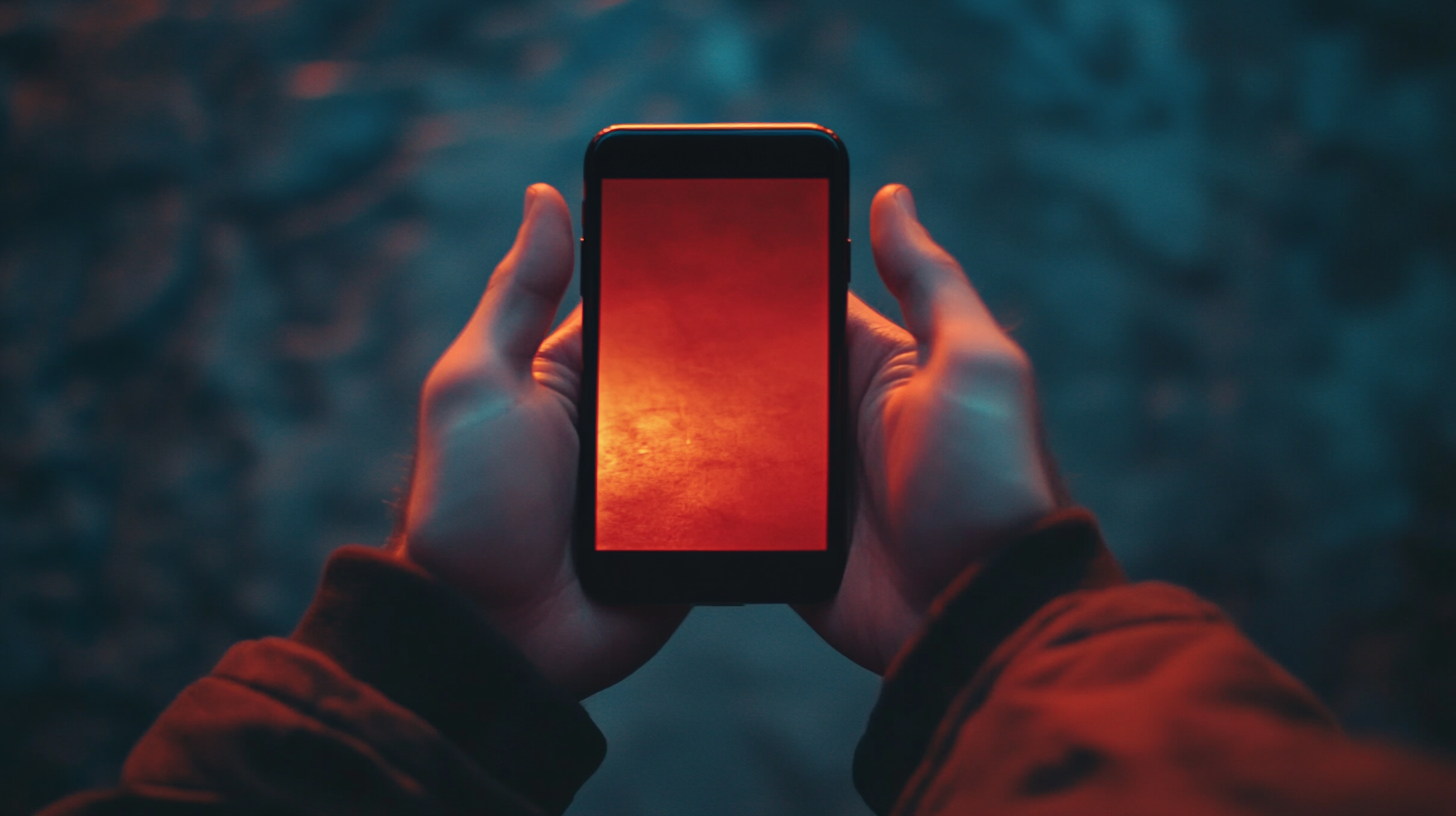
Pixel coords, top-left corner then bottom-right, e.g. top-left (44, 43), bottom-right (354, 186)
top-left (869, 184), bottom-right (999, 352)
top-left (472, 184), bottom-right (576, 375)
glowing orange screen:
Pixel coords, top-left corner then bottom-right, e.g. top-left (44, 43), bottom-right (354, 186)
top-left (597, 178), bottom-right (829, 551)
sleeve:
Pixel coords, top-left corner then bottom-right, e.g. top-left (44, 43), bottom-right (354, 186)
top-left (853, 508), bottom-right (1456, 816)
top-left (36, 546), bottom-right (606, 816)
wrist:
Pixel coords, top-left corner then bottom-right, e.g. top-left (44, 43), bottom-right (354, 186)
top-left (392, 531), bottom-right (490, 610)
top-left (291, 546), bottom-right (606, 810)
top-left (393, 535), bottom-right (583, 695)
top-left (854, 509), bottom-right (1124, 813)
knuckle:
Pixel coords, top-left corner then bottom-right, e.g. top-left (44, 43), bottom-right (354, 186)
top-left (422, 353), bottom-right (510, 422)
top-left (423, 372), bottom-right (480, 423)
top-left (904, 256), bottom-right (963, 300)
top-left (939, 338), bottom-right (1032, 386)
top-left (925, 249), bottom-right (966, 279)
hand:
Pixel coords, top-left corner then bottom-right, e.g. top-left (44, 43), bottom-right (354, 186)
top-left (396, 184), bottom-right (687, 699)
top-left (798, 185), bottom-right (1059, 675)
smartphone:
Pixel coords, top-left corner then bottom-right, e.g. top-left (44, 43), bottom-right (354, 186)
top-left (574, 124), bottom-right (851, 604)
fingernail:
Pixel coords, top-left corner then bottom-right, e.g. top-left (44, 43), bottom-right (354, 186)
top-left (894, 185), bottom-right (918, 220)
top-left (523, 184), bottom-right (540, 218)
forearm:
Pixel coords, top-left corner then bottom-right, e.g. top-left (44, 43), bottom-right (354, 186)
top-left (858, 510), bottom-right (1456, 816)
top-left (39, 547), bottom-right (604, 816)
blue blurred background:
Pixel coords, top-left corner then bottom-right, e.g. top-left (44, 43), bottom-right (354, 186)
top-left (1, 0), bottom-right (1454, 813)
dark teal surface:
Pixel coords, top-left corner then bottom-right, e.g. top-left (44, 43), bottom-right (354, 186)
top-left (1, 1), bottom-right (1453, 813)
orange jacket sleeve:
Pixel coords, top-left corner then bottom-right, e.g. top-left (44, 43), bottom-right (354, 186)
top-left (37, 511), bottom-right (1456, 814)
top-left (853, 508), bottom-right (1456, 816)
top-left (38, 546), bottom-right (605, 816)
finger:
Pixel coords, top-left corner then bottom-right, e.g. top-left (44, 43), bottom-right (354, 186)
top-left (471, 184), bottom-right (576, 375)
top-left (537, 304), bottom-right (582, 374)
top-left (845, 292), bottom-right (913, 407)
top-left (534, 305), bottom-right (583, 403)
top-left (846, 291), bottom-right (913, 357)
top-left (869, 184), bottom-right (999, 350)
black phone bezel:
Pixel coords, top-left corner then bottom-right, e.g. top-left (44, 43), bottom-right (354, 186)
top-left (574, 124), bottom-right (851, 605)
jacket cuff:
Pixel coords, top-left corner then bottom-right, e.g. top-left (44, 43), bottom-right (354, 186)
top-left (290, 545), bottom-right (605, 815)
top-left (852, 508), bottom-right (1124, 816)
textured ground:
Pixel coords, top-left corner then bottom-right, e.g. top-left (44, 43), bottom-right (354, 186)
top-left (1, 1), bottom-right (1454, 814)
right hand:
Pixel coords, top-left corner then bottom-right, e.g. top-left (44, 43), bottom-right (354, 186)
top-left (798, 184), bottom-right (1060, 675)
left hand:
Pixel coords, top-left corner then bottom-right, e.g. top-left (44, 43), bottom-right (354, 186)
top-left (396, 184), bottom-right (688, 699)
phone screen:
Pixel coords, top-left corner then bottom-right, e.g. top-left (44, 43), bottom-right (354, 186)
top-left (596, 177), bottom-right (829, 552)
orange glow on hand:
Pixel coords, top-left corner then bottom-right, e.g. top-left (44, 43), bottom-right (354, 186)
top-left (597, 178), bottom-right (829, 551)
